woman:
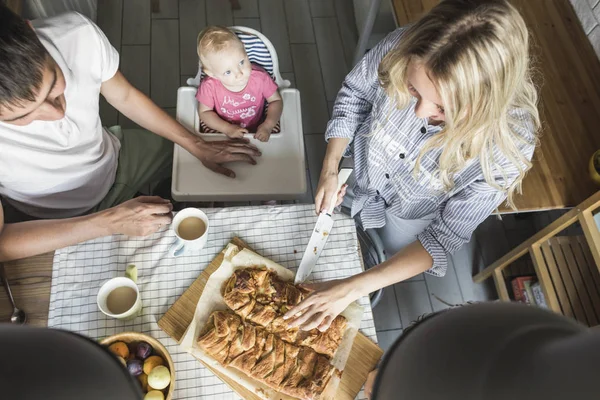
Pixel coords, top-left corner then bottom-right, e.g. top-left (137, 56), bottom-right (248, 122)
top-left (285, 0), bottom-right (540, 344)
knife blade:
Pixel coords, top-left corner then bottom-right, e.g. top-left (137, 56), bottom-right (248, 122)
top-left (295, 168), bottom-right (353, 284)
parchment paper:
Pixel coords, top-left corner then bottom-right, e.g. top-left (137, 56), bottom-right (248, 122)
top-left (180, 243), bottom-right (364, 400)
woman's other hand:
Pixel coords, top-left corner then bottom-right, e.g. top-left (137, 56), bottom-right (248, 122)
top-left (283, 279), bottom-right (359, 331)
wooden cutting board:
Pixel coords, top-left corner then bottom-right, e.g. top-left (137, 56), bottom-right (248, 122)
top-left (158, 237), bottom-right (383, 400)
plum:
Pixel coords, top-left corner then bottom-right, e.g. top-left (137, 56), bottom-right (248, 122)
top-left (136, 341), bottom-right (153, 360)
top-left (127, 359), bottom-right (143, 376)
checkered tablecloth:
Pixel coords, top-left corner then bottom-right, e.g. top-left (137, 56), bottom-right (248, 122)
top-left (47, 204), bottom-right (377, 400)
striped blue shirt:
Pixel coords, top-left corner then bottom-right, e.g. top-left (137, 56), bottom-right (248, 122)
top-left (325, 29), bottom-right (536, 276)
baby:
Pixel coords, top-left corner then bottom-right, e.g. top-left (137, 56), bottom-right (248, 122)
top-left (195, 26), bottom-right (283, 142)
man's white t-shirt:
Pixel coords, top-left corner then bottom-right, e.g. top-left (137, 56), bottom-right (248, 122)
top-left (0, 12), bottom-right (121, 218)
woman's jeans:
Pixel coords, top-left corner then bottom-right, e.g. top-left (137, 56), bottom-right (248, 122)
top-left (342, 172), bottom-right (434, 258)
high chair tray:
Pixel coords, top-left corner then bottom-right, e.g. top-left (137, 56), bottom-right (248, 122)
top-left (172, 87), bottom-right (307, 201)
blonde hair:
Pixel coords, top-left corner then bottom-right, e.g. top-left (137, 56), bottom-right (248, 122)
top-left (378, 0), bottom-right (540, 209)
top-left (196, 26), bottom-right (243, 65)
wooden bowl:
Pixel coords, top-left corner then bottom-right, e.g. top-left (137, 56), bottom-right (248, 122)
top-left (100, 332), bottom-right (175, 400)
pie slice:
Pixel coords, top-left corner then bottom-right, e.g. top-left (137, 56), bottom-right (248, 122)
top-left (199, 266), bottom-right (349, 399)
top-left (198, 310), bottom-right (337, 400)
top-left (222, 267), bottom-right (347, 358)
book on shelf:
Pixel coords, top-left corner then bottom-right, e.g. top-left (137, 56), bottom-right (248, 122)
top-left (510, 276), bottom-right (548, 308)
top-left (523, 280), bottom-right (535, 304)
top-left (511, 276), bottom-right (535, 303)
top-left (530, 282), bottom-right (548, 308)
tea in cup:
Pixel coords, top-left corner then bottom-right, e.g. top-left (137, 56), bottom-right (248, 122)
top-left (170, 208), bottom-right (210, 257)
top-left (97, 277), bottom-right (142, 320)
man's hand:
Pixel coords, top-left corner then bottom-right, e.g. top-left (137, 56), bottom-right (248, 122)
top-left (101, 196), bottom-right (173, 236)
top-left (254, 123), bottom-right (272, 142)
top-left (224, 124), bottom-right (248, 139)
top-left (184, 136), bottom-right (262, 178)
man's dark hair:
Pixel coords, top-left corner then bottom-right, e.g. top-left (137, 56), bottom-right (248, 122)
top-left (0, 3), bottom-right (48, 111)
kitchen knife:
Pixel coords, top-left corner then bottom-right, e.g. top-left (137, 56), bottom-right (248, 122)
top-left (295, 168), bottom-right (353, 284)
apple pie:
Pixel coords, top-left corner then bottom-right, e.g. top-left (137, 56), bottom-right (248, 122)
top-left (197, 267), bottom-right (348, 399)
top-left (221, 267), bottom-right (347, 358)
top-left (198, 311), bottom-right (338, 400)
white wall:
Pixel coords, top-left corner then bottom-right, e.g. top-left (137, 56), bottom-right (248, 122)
top-left (570, 0), bottom-right (600, 59)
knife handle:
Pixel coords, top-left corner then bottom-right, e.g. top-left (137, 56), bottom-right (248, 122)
top-left (326, 168), bottom-right (353, 214)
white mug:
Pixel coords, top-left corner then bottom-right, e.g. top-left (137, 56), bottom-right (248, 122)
top-left (97, 277), bottom-right (142, 320)
top-left (170, 208), bottom-right (210, 257)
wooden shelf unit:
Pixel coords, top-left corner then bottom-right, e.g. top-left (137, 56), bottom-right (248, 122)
top-left (474, 191), bottom-right (600, 327)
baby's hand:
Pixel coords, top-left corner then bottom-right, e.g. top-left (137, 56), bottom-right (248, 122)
top-left (254, 124), bottom-right (272, 142)
top-left (225, 125), bottom-right (248, 139)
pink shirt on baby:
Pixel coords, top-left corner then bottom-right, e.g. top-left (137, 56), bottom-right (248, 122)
top-left (196, 64), bottom-right (278, 132)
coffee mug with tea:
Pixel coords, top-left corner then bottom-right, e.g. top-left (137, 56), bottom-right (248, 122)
top-left (97, 276), bottom-right (142, 320)
top-left (170, 208), bottom-right (209, 257)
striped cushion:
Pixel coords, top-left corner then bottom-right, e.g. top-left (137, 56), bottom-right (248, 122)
top-left (237, 32), bottom-right (274, 76)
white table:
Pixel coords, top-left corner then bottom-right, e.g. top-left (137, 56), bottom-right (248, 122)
top-left (46, 204), bottom-right (377, 400)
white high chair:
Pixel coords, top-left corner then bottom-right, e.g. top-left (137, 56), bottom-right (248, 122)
top-left (172, 26), bottom-right (306, 202)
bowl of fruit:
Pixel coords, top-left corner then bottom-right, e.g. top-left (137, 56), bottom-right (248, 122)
top-left (101, 332), bottom-right (175, 400)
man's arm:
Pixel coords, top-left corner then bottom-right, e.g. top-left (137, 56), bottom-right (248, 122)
top-left (100, 71), bottom-right (262, 177)
top-left (0, 197), bottom-right (172, 261)
top-left (101, 71), bottom-right (198, 148)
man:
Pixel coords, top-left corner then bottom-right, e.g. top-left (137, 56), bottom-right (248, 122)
top-left (0, 5), bottom-right (261, 260)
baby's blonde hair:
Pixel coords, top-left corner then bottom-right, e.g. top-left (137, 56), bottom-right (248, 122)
top-left (196, 26), bottom-right (243, 65)
top-left (378, 0), bottom-right (540, 209)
